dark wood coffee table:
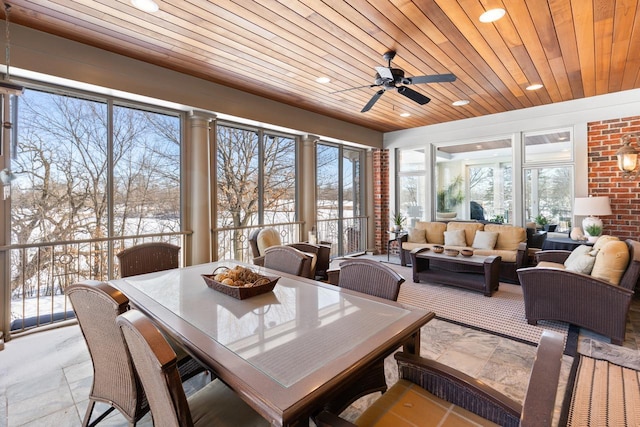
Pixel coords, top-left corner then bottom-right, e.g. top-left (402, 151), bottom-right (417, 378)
top-left (410, 248), bottom-right (501, 296)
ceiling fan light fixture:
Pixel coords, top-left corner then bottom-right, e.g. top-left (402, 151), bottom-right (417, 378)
top-left (315, 76), bottom-right (331, 84)
top-left (131, 0), bottom-right (159, 13)
top-left (479, 8), bottom-right (506, 23)
top-left (452, 99), bottom-right (469, 106)
top-left (526, 83), bottom-right (543, 91)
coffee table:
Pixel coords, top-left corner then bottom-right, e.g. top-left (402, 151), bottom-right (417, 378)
top-left (410, 248), bottom-right (501, 296)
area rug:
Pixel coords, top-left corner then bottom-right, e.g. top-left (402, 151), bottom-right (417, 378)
top-left (380, 261), bottom-right (571, 346)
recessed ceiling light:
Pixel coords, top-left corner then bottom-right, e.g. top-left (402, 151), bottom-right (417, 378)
top-left (131, 0), bottom-right (159, 13)
top-left (479, 8), bottom-right (505, 23)
top-left (315, 76), bottom-right (331, 84)
top-left (526, 83), bottom-right (543, 91)
top-left (400, 112), bottom-right (411, 117)
top-left (452, 99), bottom-right (470, 106)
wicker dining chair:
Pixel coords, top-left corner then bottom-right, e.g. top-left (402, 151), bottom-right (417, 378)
top-left (116, 242), bottom-right (180, 278)
top-left (116, 309), bottom-right (269, 427)
top-left (263, 245), bottom-right (315, 278)
top-left (67, 281), bottom-right (206, 426)
top-left (337, 258), bottom-right (405, 301)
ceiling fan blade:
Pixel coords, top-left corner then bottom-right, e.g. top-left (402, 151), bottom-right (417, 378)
top-left (406, 73), bottom-right (457, 84)
top-left (375, 66), bottom-right (394, 80)
top-left (330, 84), bottom-right (379, 94)
top-left (361, 90), bottom-right (385, 112)
top-left (397, 86), bottom-right (431, 105)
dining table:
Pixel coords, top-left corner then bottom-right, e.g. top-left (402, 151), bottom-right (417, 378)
top-left (109, 260), bottom-right (434, 426)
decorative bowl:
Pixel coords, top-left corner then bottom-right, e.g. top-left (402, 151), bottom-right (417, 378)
top-left (461, 249), bottom-right (474, 257)
top-left (202, 266), bottom-right (279, 300)
top-left (432, 245), bottom-right (444, 253)
top-left (444, 248), bottom-right (460, 257)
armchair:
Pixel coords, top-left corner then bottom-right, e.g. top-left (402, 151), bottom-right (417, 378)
top-left (517, 239), bottom-right (640, 345)
top-left (315, 330), bottom-right (565, 427)
top-left (249, 227), bottom-right (331, 279)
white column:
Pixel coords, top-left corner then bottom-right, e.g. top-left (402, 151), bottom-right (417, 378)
top-left (186, 111), bottom-right (216, 265)
top-left (301, 135), bottom-right (318, 240)
top-left (366, 149), bottom-right (375, 253)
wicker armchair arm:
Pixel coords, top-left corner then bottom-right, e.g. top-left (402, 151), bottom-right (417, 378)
top-left (535, 250), bottom-right (571, 263)
top-left (518, 267), bottom-right (633, 296)
top-left (394, 352), bottom-right (522, 426)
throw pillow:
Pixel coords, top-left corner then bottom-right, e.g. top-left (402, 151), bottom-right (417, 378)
top-left (408, 227), bottom-right (427, 243)
top-left (444, 229), bottom-right (466, 247)
top-left (257, 228), bottom-right (282, 255)
top-left (472, 231), bottom-right (498, 250)
top-left (591, 240), bottom-right (629, 286)
top-left (592, 235), bottom-right (619, 252)
top-left (563, 245), bottom-right (596, 274)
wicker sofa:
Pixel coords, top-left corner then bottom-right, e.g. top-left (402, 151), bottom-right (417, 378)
top-left (399, 221), bottom-right (527, 283)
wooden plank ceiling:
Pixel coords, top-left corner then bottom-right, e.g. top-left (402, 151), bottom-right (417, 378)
top-left (4, 0), bottom-right (640, 133)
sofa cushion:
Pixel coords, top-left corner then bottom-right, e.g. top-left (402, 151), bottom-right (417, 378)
top-left (537, 261), bottom-right (565, 269)
top-left (444, 229), bottom-right (466, 247)
top-left (563, 245), bottom-right (596, 275)
top-left (472, 231), bottom-right (498, 250)
top-left (414, 221), bottom-right (447, 244)
top-left (408, 227), bottom-right (427, 243)
top-left (592, 235), bottom-right (619, 252)
top-left (257, 228), bottom-right (282, 255)
top-left (473, 249), bottom-right (518, 263)
top-left (484, 224), bottom-right (526, 251)
top-left (446, 222), bottom-right (484, 246)
top-left (591, 240), bottom-right (630, 286)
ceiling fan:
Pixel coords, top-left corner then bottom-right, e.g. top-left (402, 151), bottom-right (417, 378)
top-left (335, 51), bottom-right (456, 113)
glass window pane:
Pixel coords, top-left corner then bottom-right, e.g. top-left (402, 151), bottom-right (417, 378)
top-left (399, 175), bottom-right (426, 227)
top-left (113, 106), bottom-right (181, 237)
top-left (317, 144), bottom-right (339, 220)
top-left (216, 125), bottom-right (259, 229)
top-left (399, 148), bottom-right (425, 172)
top-left (263, 134), bottom-right (296, 224)
top-left (524, 130), bottom-right (572, 163)
top-left (436, 139), bottom-right (512, 222)
top-left (343, 148), bottom-right (361, 218)
top-left (524, 167), bottom-right (573, 230)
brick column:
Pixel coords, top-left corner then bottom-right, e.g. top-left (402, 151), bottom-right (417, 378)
top-left (587, 117), bottom-right (640, 240)
top-left (373, 149), bottom-right (389, 254)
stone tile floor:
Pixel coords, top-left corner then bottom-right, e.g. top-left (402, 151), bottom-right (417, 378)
top-left (1, 281), bottom-right (638, 426)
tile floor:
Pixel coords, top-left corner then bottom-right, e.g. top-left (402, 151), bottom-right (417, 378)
top-left (1, 283), bottom-right (639, 426)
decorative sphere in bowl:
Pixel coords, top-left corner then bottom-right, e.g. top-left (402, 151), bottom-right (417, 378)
top-left (461, 249), bottom-right (474, 257)
top-left (432, 245), bottom-right (444, 253)
top-left (444, 248), bottom-right (460, 257)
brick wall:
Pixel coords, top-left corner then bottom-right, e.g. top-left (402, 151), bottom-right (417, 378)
top-left (373, 150), bottom-right (389, 254)
top-left (587, 117), bottom-right (640, 240)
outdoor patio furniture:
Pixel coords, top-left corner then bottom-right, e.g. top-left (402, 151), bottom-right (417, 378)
top-left (117, 309), bottom-right (269, 427)
top-left (249, 228), bottom-right (332, 279)
top-left (518, 239), bottom-right (640, 345)
top-left (263, 245), bottom-right (315, 278)
top-left (337, 258), bottom-right (405, 301)
top-left (66, 281), bottom-right (206, 426)
top-left (315, 330), bottom-right (565, 427)
top-left (116, 242), bottom-right (180, 278)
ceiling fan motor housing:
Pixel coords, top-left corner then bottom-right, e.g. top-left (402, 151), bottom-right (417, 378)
top-left (375, 68), bottom-right (405, 87)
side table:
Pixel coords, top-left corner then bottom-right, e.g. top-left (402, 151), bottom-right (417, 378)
top-left (387, 231), bottom-right (407, 262)
top-left (541, 237), bottom-right (593, 251)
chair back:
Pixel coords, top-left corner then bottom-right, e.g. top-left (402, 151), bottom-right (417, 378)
top-left (338, 259), bottom-right (405, 301)
top-left (264, 245), bottom-right (313, 277)
top-left (117, 310), bottom-right (193, 427)
top-left (66, 281), bottom-right (144, 423)
top-left (117, 242), bottom-right (180, 277)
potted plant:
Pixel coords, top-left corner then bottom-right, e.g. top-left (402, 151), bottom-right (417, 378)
top-left (534, 214), bottom-right (547, 230)
top-left (391, 211), bottom-right (405, 232)
top-left (584, 223), bottom-right (602, 243)
top-left (436, 175), bottom-right (464, 218)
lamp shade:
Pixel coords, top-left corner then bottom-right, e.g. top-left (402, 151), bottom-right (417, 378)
top-left (573, 196), bottom-right (612, 216)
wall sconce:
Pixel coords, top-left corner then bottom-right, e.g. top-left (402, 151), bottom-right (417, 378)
top-left (616, 133), bottom-right (639, 179)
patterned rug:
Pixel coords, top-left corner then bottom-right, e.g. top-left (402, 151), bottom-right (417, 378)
top-left (380, 261), bottom-right (570, 346)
